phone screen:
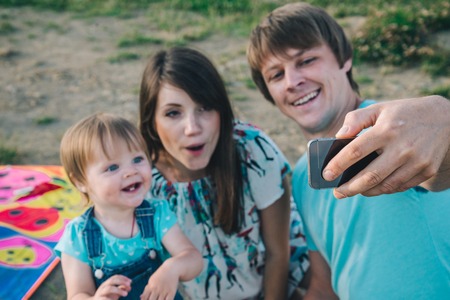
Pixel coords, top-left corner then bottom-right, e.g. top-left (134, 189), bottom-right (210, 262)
top-left (307, 138), bottom-right (378, 189)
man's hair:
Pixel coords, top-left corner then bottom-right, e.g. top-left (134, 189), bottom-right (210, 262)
top-left (247, 2), bottom-right (359, 103)
top-left (60, 113), bottom-right (148, 204)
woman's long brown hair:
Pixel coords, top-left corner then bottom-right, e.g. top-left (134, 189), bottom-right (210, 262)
top-left (139, 47), bottom-right (244, 234)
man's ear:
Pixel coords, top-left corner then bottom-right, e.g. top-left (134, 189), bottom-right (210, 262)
top-left (343, 58), bottom-right (352, 72)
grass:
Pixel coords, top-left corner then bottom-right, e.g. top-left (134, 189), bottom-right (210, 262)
top-left (35, 116), bottom-right (57, 125)
top-left (355, 75), bottom-right (374, 85)
top-left (0, 20), bottom-right (15, 34)
top-left (1, 0), bottom-right (448, 75)
top-left (244, 77), bottom-right (257, 89)
top-left (118, 33), bottom-right (163, 47)
top-left (0, 144), bottom-right (19, 164)
top-left (350, 1), bottom-right (450, 75)
top-left (43, 21), bottom-right (66, 33)
top-left (107, 52), bottom-right (140, 63)
top-left (421, 85), bottom-right (450, 99)
top-left (1, 0), bottom-right (448, 164)
top-left (0, 1), bottom-right (448, 157)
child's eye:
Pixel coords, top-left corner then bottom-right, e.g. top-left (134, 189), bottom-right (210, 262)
top-left (106, 164), bottom-right (119, 172)
top-left (133, 156), bottom-right (145, 164)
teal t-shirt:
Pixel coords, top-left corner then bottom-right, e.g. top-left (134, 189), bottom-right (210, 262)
top-left (55, 199), bottom-right (177, 268)
top-left (292, 100), bottom-right (450, 299)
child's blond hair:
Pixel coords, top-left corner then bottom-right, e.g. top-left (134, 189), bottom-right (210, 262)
top-left (60, 113), bottom-right (149, 204)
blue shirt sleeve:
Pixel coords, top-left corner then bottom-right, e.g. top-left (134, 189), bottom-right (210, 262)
top-left (54, 215), bottom-right (91, 263)
top-left (149, 199), bottom-right (178, 247)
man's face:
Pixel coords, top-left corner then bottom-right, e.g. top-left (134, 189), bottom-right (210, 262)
top-left (261, 44), bottom-right (354, 139)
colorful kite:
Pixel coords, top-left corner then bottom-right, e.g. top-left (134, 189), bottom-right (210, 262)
top-left (0, 165), bottom-right (85, 300)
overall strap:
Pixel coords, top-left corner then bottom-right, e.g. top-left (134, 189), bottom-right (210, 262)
top-left (81, 206), bottom-right (103, 259)
top-left (135, 200), bottom-right (155, 239)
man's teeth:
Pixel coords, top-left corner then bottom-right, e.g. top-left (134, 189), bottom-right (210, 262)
top-left (293, 91), bottom-right (318, 106)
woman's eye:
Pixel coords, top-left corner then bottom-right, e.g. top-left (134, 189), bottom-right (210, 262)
top-left (106, 164), bottom-right (119, 172)
top-left (199, 105), bottom-right (213, 112)
top-left (165, 110), bottom-right (180, 117)
top-left (133, 156), bottom-right (144, 164)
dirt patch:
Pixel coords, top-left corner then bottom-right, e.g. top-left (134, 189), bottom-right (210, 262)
top-left (2, 8), bottom-right (450, 166)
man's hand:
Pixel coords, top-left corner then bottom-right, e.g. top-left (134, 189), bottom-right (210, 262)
top-left (322, 96), bottom-right (450, 198)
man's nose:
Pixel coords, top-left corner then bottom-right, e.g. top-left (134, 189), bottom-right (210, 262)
top-left (285, 65), bottom-right (304, 91)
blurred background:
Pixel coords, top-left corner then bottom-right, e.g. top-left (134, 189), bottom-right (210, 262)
top-left (0, 0), bottom-right (449, 298)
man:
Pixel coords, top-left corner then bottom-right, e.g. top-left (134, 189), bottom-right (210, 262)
top-left (247, 3), bottom-right (450, 299)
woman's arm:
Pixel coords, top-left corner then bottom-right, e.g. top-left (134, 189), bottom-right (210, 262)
top-left (141, 224), bottom-right (203, 299)
top-left (61, 253), bottom-right (131, 300)
top-left (260, 177), bottom-right (291, 300)
top-left (304, 251), bottom-right (338, 300)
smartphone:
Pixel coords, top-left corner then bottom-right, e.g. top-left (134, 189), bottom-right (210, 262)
top-left (307, 137), bottom-right (379, 189)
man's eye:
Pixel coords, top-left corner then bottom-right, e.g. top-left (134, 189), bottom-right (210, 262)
top-left (272, 71), bottom-right (283, 79)
top-left (133, 156), bottom-right (144, 164)
top-left (299, 57), bottom-right (315, 66)
top-left (268, 71), bottom-right (283, 82)
top-left (106, 164), bottom-right (119, 172)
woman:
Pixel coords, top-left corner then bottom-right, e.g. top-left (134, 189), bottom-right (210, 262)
top-left (139, 47), bottom-right (308, 299)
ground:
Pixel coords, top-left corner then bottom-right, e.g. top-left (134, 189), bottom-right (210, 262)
top-left (0, 6), bottom-right (449, 299)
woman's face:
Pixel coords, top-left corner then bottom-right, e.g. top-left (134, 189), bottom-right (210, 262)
top-left (155, 83), bottom-right (220, 178)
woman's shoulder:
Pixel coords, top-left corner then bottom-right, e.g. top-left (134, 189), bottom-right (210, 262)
top-left (233, 119), bottom-right (283, 154)
top-left (150, 167), bottom-right (171, 191)
top-left (233, 119), bottom-right (270, 142)
top-left (233, 119), bottom-right (263, 133)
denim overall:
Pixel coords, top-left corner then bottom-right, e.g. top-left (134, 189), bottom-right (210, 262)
top-left (81, 200), bottom-right (182, 299)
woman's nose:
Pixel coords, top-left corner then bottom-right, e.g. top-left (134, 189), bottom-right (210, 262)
top-left (184, 114), bottom-right (201, 135)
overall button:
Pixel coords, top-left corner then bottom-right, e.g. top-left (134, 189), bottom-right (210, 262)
top-left (94, 269), bottom-right (104, 279)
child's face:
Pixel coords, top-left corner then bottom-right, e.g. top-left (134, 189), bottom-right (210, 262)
top-left (79, 139), bottom-right (152, 210)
